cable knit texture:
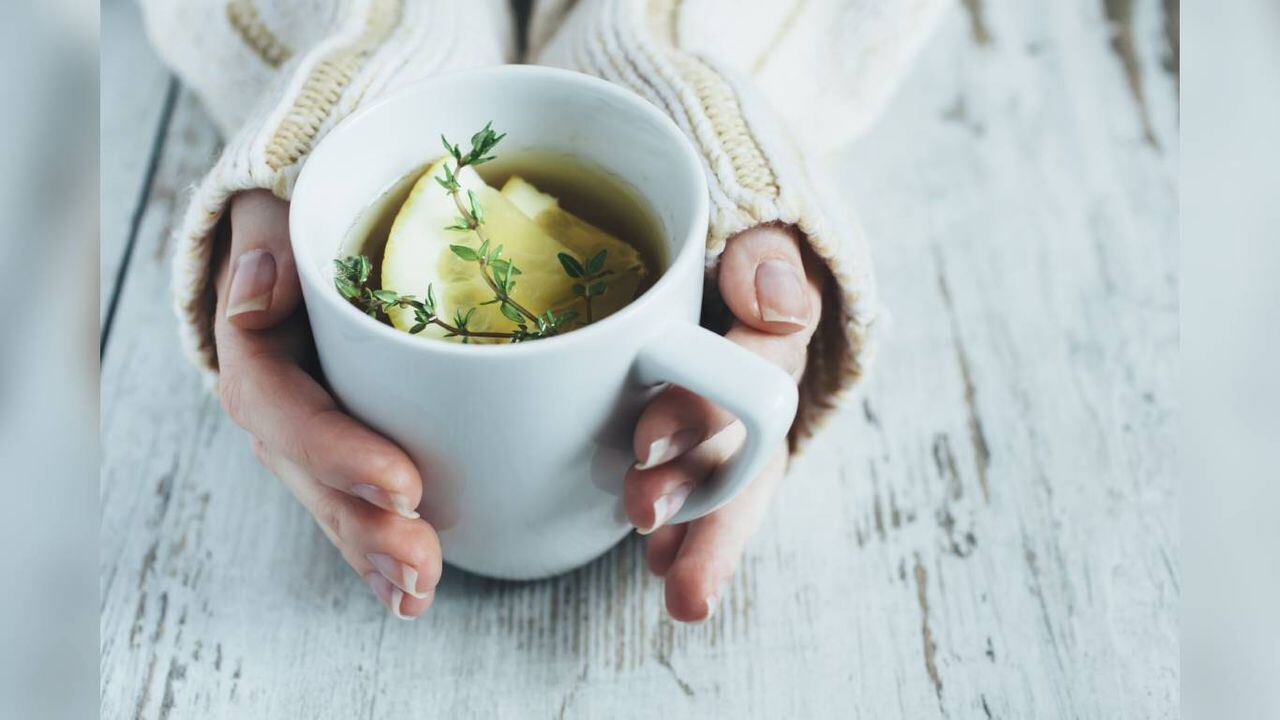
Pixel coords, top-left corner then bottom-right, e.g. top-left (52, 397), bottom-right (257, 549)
top-left (145, 0), bottom-right (514, 388)
top-left (144, 0), bottom-right (944, 449)
top-left (534, 0), bottom-right (943, 445)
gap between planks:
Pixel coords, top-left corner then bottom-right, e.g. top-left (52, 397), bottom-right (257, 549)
top-left (101, 77), bottom-right (180, 359)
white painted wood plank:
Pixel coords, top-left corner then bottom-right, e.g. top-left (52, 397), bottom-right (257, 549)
top-left (100, 0), bottom-right (175, 329)
top-left (100, 0), bottom-right (1179, 717)
top-left (826, 0), bottom-right (1179, 716)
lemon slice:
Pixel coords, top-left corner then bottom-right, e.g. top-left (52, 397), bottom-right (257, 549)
top-left (501, 176), bottom-right (648, 320)
top-left (381, 158), bottom-right (571, 340)
top-left (500, 175), bottom-right (559, 217)
top-left (381, 161), bottom-right (648, 342)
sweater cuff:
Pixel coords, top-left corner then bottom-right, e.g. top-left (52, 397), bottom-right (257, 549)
top-left (719, 64), bottom-right (881, 449)
top-left (171, 0), bottom-right (513, 384)
top-left (693, 64), bottom-right (880, 449)
top-left (534, 2), bottom-right (879, 448)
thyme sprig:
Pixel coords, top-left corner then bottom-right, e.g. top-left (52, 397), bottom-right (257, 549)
top-left (334, 255), bottom-right (517, 340)
top-left (435, 123), bottom-right (550, 333)
top-left (333, 122), bottom-right (611, 343)
top-left (557, 249), bottom-right (612, 323)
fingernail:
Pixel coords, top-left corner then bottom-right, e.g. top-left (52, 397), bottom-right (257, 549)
top-left (225, 249), bottom-right (277, 318)
top-left (364, 571), bottom-right (413, 620)
top-left (351, 484), bottom-right (420, 519)
top-left (636, 429), bottom-right (702, 470)
top-left (704, 578), bottom-right (729, 620)
top-left (367, 553), bottom-right (431, 599)
top-left (755, 259), bottom-right (809, 328)
top-left (390, 494), bottom-right (421, 520)
top-left (637, 482), bottom-right (692, 535)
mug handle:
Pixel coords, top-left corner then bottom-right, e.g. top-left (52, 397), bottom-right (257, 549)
top-left (634, 322), bottom-right (799, 524)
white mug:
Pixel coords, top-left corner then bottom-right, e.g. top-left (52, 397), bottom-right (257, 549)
top-left (290, 66), bottom-right (797, 580)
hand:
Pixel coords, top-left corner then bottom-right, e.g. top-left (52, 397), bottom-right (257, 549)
top-left (214, 190), bottom-right (440, 619)
top-left (623, 224), bottom-right (823, 622)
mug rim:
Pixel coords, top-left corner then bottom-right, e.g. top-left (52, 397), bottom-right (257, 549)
top-left (289, 65), bottom-right (710, 358)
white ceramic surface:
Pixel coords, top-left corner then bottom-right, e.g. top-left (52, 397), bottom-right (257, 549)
top-left (290, 66), bottom-right (797, 580)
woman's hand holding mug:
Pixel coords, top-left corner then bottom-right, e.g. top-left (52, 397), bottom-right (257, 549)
top-left (214, 69), bottom-right (822, 622)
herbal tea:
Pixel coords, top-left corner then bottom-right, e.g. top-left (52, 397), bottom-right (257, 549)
top-left (335, 124), bottom-right (664, 343)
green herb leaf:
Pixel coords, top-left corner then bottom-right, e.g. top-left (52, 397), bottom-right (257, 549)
top-left (588, 281), bottom-right (607, 297)
top-left (464, 122), bottom-right (505, 165)
top-left (470, 124), bottom-right (488, 150)
top-left (558, 253), bottom-right (585, 278)
top-left (572, 283), bottom-right (586, 297)
top-left (441, 135), bottom-right (460, 161)
top-left (409, 323), bottom-right (426, 334)
top-left (372, 289), bottom-right (399, 305)
top-left (500, 302), bottom-right (525, 324)
top-left (587, 249), bottom-right (608, 275)
top-left (450, 244), bottom-right (479, 261)
top-left (435, 163), bottom-right (459, 191)
top-left (334, 277), bottom-right (357, 299)
top-left (333, 258), bottom-right (351, 281)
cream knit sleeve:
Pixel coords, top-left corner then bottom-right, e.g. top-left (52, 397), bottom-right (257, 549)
top-left (142, 0), bottom-right (514, 381)
top-left (531, 0), bottom-right (946, 445)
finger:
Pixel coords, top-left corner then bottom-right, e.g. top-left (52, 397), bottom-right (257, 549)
top-left (720, 321), bottom-right (814, 383)
top-left (632, 386), bottom-right (731, 471)
top-left (626, 419), bottom-right (744, 533)
top-left (644, 523), bottom-right (687, 576)
top-left (223, 189), bottom-right (301, 329)
top-left (717, 223), bottom-right (821, 335)
top-left (631, 319), bottom-right (811, 473)
top-left (253, 441), bottom-right (441, 619)
top-left (216, 311), bottom-right (423, 519)
top-left (662, 448), bottom-right (786, 623)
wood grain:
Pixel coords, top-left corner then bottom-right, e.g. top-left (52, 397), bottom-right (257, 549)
top-left (101, 0), bottom-right (1179, 717)
top-left (100, 0), bottom-right (176, 332)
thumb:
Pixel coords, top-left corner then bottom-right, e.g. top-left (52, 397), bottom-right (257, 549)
top-left (717, 223), bottom-right (816, 335)
top-left (223, 189), bottom-right (301, 329)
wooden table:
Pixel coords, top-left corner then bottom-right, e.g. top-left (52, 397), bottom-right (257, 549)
top-left (101, 1), bottom-right (1179, 717)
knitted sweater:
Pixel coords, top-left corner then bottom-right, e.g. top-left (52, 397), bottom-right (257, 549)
top-left (143, 0), bottom-right (945, 446)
